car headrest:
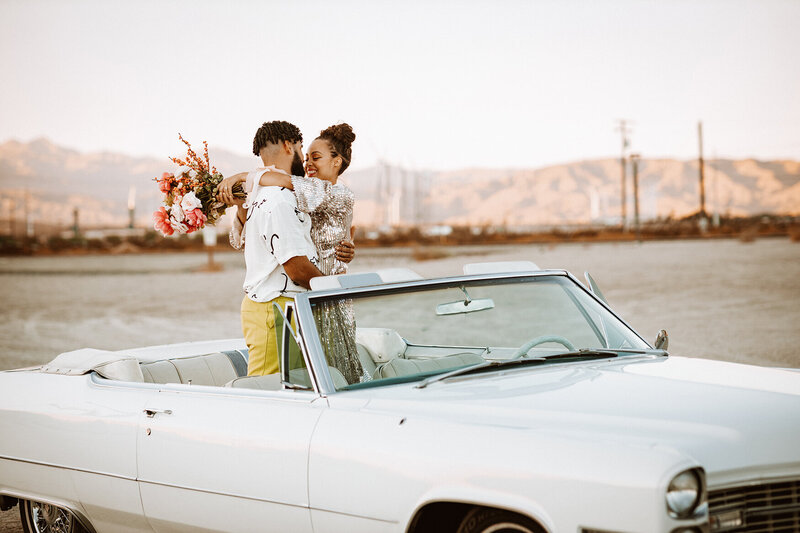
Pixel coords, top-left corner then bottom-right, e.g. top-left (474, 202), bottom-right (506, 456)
top-left (355, 328), bottom-right (407, 363)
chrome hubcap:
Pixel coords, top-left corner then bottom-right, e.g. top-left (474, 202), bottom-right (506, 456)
top-left (30, 502), bottom-right (73, 533)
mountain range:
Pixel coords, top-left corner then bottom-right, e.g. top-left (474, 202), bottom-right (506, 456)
top-left (0, 138), bottom-right (798, 233)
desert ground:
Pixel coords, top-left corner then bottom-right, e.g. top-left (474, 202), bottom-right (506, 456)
top-left (1, 237), bottom-right (799, 531)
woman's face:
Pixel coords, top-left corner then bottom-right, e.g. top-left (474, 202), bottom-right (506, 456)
top-left (305, 139), bottom-right (341, 183)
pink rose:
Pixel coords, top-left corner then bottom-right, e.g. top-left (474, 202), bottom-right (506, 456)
top-left (153, 207), bottom-right (174, 236)
top-left (180, 191), bottom-right (202, 212)
top-left (185, 208), bottom-right (207, 228)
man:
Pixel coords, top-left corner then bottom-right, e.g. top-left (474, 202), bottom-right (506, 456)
top-left (223, 120), bottom-right (323, 376)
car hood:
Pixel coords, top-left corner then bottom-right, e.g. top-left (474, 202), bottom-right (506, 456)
top-left (358, 355), bottom-right (800, 481)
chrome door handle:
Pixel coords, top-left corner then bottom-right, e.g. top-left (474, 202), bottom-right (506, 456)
top-left (143, 408), bottom-right (173, 418)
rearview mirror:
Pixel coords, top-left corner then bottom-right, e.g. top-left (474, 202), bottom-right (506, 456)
top-left (436, 298), bottom-right (495, 316)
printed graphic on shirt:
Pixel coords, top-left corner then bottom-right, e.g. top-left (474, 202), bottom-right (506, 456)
top-left (270, 234), bottom-right (279, 255)
top-left (279, 273), bottom-right (289, 293)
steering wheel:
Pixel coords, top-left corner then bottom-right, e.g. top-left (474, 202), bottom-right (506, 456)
top-left (511, 335), bottom-right (576, 359)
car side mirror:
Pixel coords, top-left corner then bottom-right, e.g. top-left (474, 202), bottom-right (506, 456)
top-left (654, 329), bottom-right (669, 351)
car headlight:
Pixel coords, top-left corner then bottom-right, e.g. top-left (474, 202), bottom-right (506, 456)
top-left (666, 468), bottom-right (706, 519)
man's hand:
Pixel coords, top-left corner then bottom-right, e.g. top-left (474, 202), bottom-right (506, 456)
top-left (217, 173), bottom-right (248, 206)
top-left (283, 256), bottom-right (324, 289)
top-left (335, 240), bottom-right (355, 263)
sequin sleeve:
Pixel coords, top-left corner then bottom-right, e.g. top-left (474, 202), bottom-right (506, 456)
top-left (291, 175), bottom-right (331, 214)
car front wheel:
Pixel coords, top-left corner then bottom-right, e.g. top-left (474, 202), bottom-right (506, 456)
top-left (19, 499), bottom-right (86, 533)
top-left (456, 507), bottom-right (542, 533)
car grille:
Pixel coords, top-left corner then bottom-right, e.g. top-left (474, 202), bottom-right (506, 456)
top-left (709, 479), bottom-right (800, 532)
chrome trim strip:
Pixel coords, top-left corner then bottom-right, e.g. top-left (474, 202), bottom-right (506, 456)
top-left (301, 269), bottom-right (569, 300)
top-left (294, 301), bottom-right (336, 395)
top-left (309, 506), bottom-right (398, 524)
top-left (0, 455), bottom-right (314, 516)
top-left (747, 502), bottom-right (800, 515)
top-left (292, 320), bottom-right (324, 396)
top-left (137, 479), bottom-right (310, 510)
top-left (709, 473), bottom-right (800, 492)
top-left (404, 342), bottom-right (488, 351)
top-left (0, 454), bottom-right (137, 483)
top-left (88, 373), bottom-right (318, 403)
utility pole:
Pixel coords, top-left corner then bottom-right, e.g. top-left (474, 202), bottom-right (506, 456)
top-left (630, 153), bottom-right (641, 242)
top-left (127, 186), bottom-right (136, 229)
top-left (615, 120), bottom-right (632, 229)
top-left (698, 121), bottom-right (706, 218)
top-left (711, 151), bottom-right (720, 228)
top-left (24, 190), bottom-right (32, 238)
top-left (72, 207), bottom-right (80, 238)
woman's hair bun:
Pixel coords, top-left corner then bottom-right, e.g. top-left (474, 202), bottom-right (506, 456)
top-left (320, 123), bottom-right (356, 146)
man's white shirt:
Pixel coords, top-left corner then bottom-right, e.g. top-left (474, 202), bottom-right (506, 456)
top-left (240, 172), bottom-right (318, 303)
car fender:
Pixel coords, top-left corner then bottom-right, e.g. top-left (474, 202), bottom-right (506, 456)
top-left (404, 485), bottom-right (556, 532)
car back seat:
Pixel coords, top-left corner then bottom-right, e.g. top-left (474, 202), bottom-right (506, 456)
top-left (140, 350), bottom-right (248, 386)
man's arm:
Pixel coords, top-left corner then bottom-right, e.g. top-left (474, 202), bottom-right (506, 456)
top-left (283, 256), bottom-right (324, 289)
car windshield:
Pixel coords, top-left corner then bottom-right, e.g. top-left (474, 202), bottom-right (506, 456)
top-left (306, 275), bottom-right (650, 391)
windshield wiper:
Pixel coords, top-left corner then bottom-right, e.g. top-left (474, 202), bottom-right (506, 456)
top-left (415, 358), bottom-right (547, 389)
top-left (415, 349), bottom-right (654, 389)
top-left (541, 349), bottom-right (624, 360)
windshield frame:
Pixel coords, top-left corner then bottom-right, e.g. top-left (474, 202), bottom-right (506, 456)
top-left (294, 269), bottom-right (651, 395)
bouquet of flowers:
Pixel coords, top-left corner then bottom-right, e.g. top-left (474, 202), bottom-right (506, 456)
top-left (153, 134), bottom-right (245, 236)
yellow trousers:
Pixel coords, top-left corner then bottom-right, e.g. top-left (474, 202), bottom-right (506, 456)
top-left (240, 295), bottom-right (294, 377)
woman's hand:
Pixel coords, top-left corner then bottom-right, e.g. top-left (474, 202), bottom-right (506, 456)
top-left (217, 173), bottom-right (248, 206)
top-left (335, 240), bottom-right (355, 263)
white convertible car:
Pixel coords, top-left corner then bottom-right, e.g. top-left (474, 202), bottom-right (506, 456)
top-left (1, 262), bottom-right (799, 533)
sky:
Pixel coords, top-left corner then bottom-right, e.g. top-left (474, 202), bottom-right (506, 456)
top-left (1, 0), bottom-right (798, 171)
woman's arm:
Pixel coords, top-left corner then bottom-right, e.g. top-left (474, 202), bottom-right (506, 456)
top-left (258, 171), bottom-right (293, 189)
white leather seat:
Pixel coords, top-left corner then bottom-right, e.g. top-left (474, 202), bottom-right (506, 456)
top-left (374, 352), bottom-right (485, 380)
top-left (355, 328), bottom-right (407, 364)
top-left (356, 344), bottom-right (377, 377)
top-left (140, 351), bottom-right (246, 386)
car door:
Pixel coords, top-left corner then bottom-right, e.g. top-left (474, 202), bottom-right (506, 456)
top-left (136, 385), bottom-right (324, 533)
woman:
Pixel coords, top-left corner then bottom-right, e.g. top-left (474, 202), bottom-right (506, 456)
top-left (219, 123), bottom-right (367, 384)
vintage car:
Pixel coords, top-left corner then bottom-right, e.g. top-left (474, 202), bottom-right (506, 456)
top-left (1, 261), bottom-right (799, 533)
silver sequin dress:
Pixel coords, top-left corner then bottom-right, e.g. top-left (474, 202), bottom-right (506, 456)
top-left (290, 176), bottom-right (368, 385)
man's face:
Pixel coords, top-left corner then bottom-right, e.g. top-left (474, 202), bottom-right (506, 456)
top-left (291, 142), bottom-right (305, 176)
